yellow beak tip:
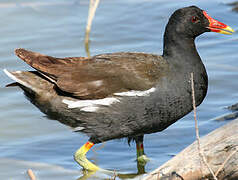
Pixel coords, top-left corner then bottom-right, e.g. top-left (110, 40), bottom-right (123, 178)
top-left (224, 26), bottom-right (235, 34)
top-left (215, 26), bottom-right (235, 35)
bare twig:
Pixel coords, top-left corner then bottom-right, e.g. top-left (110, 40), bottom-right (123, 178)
top-left (85, 0), bottom-right (100, 57)
top-left (190, 72), bottom-right (218, 180)
top-left (215, 147), bottom-right (238, 177)
top-left (27, 169), bottom-right (36, 180)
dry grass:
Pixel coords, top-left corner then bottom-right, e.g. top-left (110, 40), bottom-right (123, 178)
top-left (85, 0), bottom-right (100, 57)
top-left (191, 72), bottom-right (217, 180)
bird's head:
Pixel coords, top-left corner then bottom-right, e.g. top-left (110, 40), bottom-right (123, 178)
top-left (167, 6), bottom-right (234, 38)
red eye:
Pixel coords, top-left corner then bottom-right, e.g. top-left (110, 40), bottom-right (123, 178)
top-left (191, 16), bottom-right (199, 23)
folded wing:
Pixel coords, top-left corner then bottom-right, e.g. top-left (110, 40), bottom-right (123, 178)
top-left (15, 48), bottom-right (167, 99)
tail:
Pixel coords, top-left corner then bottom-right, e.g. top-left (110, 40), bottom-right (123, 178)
top-left (4, 69), bottom-right (87, 129)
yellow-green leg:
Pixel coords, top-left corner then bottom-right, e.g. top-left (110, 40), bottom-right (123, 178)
top-left (135, 136), bottom-right (149, 174)
top-left (74, 141), bottom-right (100, 171)
top-left (135, 136), bottom-right (150, 165)
top-left (136, 143), bottom-right (149, 165)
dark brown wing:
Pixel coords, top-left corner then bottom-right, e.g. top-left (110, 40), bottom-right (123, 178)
top-left (15, 48), bottom-right (168, 99)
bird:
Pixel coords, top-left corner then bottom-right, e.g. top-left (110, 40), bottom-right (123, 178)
top-left (4, 6), bottom-right (234, 172)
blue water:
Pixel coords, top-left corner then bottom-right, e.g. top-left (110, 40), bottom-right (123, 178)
top-left (0, 0), bottom-right (238, 179)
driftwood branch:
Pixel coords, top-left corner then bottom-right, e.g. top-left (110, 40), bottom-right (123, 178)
top-left (143, 118), bottom-right (238, 180)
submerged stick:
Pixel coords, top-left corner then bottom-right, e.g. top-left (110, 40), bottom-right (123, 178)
top-left (27, 169), bottom-right (36, 180)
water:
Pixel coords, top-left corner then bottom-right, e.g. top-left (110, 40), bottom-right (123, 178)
top-left (0, 0), bottom-right (238, 179)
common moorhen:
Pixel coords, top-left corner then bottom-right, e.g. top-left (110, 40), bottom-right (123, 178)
top-left (4, 6), bottom-right (234, 171)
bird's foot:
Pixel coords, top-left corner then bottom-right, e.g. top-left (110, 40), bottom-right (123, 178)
top-left (74, 142), bottom-right (100, 171)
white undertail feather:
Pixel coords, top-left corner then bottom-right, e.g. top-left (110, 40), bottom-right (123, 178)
top-left (3, 69), bottom-right (35, 91)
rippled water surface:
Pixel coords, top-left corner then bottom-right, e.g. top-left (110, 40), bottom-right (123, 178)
top-left (0, 0), bottom-right (238, 179)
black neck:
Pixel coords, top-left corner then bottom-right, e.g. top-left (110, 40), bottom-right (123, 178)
top-left (162, 29), bottom-right (199, 59)
top-left (162, 26), bottom-right (208, 107)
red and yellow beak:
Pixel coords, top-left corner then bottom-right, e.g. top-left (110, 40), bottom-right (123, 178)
top-left (203, 11), bottom-right (235, 35)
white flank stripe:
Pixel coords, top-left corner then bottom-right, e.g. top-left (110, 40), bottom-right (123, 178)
top-left (62, 97), bottom-right (120, 112)
top-left (73, 126), bottom-right (85, 131)
top-left (63, 97), bottom-right (119, 108)
top-left (80, 106), bottom-right (99, 112)
top-left (114, 87), bottom-right (156, 96)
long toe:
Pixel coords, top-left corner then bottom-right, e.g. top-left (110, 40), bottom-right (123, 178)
top-left (74, 152), bottom-right (100, 171)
